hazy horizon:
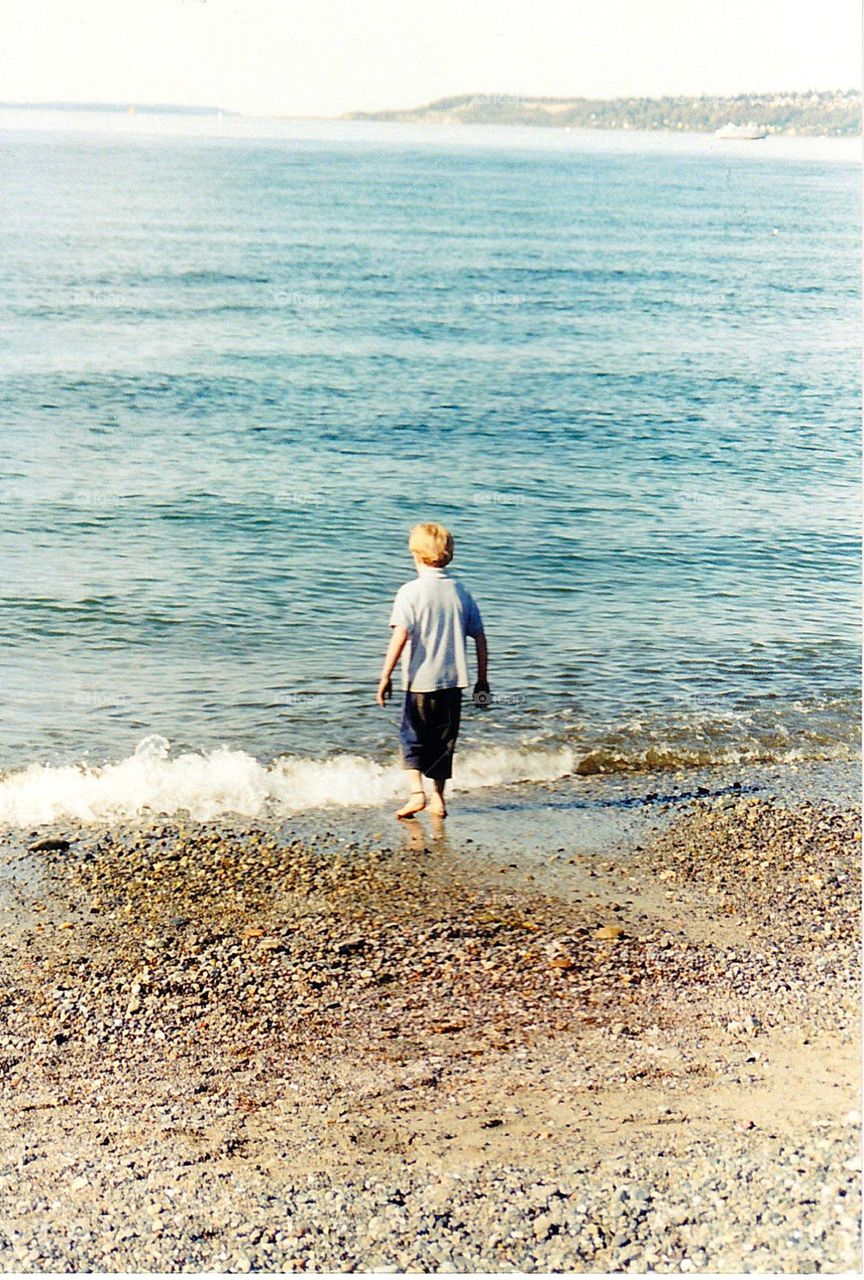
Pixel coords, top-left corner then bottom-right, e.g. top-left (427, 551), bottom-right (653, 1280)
top-left (1, 86), bottom-right (860, 122)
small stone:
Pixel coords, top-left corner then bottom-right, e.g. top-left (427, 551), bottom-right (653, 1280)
top-left (594, 924), bottom-right (625, 941)
top-left (533, 1213), bottom-right (553, 1240)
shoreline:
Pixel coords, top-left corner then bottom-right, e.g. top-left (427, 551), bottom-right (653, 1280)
top-left (0, 757), bottom-right (860, 1271)
top-left (0, 109), bottom-right (859, 163)
top-left (0, 749), bottom-right (859, 846)
top-left (2, 100), bottom-right (858, 141)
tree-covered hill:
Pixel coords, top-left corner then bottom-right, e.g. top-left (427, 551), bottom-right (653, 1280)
top-left (346, 90), bottom-right (860, 136)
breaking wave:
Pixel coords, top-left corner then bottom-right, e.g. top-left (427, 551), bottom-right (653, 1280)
top-left (0, 732), bottom-right (857, 828)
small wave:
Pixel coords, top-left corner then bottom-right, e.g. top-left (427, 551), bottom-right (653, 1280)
top-left (0, 732), bottom-right (860, 829)
top-left (572, 741), bottom-right (857, 776)
top-left (0, 733), bottom-right (856, 828)
top-left (0, 735), bottom-right (576, 828)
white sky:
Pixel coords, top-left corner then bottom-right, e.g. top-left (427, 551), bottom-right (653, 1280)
top-left (0, 0), bottom-right (860, 117)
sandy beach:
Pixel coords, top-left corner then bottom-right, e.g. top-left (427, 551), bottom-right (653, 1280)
top-left (0, 760), bottom-right (859, 1273)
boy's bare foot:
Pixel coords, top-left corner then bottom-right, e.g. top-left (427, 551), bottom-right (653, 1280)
top-left (427, 794), bottom-right (447, 818)
top-left (396, 789), bottom-right (426, 819)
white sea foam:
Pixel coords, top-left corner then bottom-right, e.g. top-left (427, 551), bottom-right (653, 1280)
top-left (0, 733), bottom-right (855, 829)
top-left (0, 734), bottom-right (576, 828)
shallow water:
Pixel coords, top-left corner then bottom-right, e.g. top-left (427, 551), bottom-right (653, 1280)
top-left (0, 114), bottom-right (859, 822)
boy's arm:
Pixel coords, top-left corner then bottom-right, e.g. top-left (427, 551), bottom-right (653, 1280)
top-left (377, 625), bottom-right (409, 706)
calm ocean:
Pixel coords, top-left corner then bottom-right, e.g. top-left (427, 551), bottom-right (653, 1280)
top-left (0, 113), bottom-right (860, 823)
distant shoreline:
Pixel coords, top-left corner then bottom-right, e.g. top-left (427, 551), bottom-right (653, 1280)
top-left (3, 92), bottom-right (860, 137)
top-left (0, 101), bottom-right (230, 117)
top-left (344, 90), bottom-right (861, 138)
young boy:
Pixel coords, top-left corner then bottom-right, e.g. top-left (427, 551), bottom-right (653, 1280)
top-left (377, 522), bottom-right (489, 819)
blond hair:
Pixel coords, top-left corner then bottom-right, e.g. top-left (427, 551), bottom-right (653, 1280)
top-left (408, 522), bottom-right (454, 567)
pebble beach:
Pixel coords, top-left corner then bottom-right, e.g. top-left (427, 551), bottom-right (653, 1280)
top-left (0, 765), bottom-right (859, 1273)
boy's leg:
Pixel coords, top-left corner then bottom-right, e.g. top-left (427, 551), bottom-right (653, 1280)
top-left (396, 767), bottom-right (427, 818)
top-left (428, 777), bottom-right (447, 818)
top-left (426, 689), bottom-right (460, 817)
top-left (397, 696), bottom-right (427, 818)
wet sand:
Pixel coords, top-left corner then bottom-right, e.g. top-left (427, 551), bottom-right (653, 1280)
top-left (0, 760), bottom-right (860, 1272)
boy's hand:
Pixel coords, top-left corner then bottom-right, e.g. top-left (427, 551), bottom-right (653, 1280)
top-left (473, 680), bottom-right (491, 708)
top-left (377, 628), bottom-right (408, 708)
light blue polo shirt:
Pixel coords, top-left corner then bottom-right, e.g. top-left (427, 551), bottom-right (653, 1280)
top-left (389, 566), bottom-right (484, 692)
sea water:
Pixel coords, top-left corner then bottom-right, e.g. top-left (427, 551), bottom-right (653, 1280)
top-left (0, 113), bottom-right (860, 824)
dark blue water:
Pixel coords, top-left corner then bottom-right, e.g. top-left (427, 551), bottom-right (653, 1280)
top-left (0, 115), bottom-right (859, 820)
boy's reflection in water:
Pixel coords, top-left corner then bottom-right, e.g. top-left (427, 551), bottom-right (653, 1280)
top-left (399, 813), bottom-right (452, 856)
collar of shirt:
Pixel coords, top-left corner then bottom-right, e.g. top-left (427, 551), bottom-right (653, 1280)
top-left (417, 565), bottom-right (450, 578)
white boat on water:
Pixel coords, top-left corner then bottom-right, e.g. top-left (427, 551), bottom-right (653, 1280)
top-left (715, 121), bottom-right (768, 140)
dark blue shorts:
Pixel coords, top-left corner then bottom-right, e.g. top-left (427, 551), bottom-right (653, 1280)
top-left (399, 687), bottom-right (462, 782)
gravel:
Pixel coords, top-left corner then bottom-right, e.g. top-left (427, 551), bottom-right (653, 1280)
top-left (0, 788), bottom-right (859, 1272)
